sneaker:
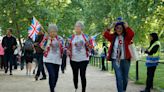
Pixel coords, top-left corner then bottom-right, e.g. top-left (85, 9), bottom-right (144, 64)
top-left (35, 76), bottom-right (39, 81)
top-left (5, 69), bottom-right (7, 74)
top-left (40, 77), bottom-right (46, 80)
top-left (33, 70), bottom-right (35, 74)
top-left (140, 89), bottom-right (150, 92)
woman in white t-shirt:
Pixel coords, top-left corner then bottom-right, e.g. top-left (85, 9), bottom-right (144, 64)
top-left (68, 21), bottom-right (93, 92)
top-left (43, 24), bottom-right (63, 92)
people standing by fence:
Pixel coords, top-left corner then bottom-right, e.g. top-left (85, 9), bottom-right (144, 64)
top-left (2, 28), bottom-right (17, 75)
top-left (34, 31), bottom-right (46, 80)
top-left (140, 33), bottom-right (161, 92)
top-left (103, 21), bottom-right (134, 92)
top-left (101, 42), bottom-right (108, 71)
top-left (43, 24), bottom-right (63, 92)
top-left (68, 21), bottom-right (93, 92)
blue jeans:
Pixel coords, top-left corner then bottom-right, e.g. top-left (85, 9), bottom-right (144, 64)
top-left (45, 63), bottom-right (60, 92)
top-left (112, 59), bottom-right (131, 92)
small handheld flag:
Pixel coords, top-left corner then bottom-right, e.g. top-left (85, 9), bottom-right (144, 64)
top-left (28, 17), bottom-right (41, 41)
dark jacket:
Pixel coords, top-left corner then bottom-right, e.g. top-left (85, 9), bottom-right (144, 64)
top-left (34, 34), bottom-right (44, 54)
top-left (2, 35), bottom-right (17, 54)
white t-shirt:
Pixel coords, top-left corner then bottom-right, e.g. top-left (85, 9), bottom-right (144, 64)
top-left (43, 38), bottom-right (62, 65)
top-left (71, 34), bottom-right (89, 62)
top-left (111, 35), bottom-right (125, 59)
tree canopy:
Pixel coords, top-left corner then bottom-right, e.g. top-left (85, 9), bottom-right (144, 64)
top-left (0, 0), bottom-right (163, 47)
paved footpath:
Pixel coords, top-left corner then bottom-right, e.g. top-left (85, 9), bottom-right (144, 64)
top-left (0, 63), bottom-right (158, 92)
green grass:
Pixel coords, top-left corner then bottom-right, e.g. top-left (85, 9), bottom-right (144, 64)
top-left (129, 53), bottom-right (164, 89)
top-left (129, 61), bottom-right (164, 89)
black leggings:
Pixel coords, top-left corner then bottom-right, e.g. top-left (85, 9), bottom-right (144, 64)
top-left (70, 60), bottom-right (89, 92)
top-left (146, 66), bottom-right (157, 91)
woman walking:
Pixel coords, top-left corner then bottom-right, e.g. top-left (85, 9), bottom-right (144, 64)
top-left (103, 21), bottom-right (134, 92)
top-left (68, 21), bottom-right (93, 92)
top-left (140, 33), bottom-right (161, 92)
top-left (34, 31), bottom-right (47, 80)
top-left (24, 37), bottom-right (34, 76)
top-left (43, 24), bottom-right (63, 92)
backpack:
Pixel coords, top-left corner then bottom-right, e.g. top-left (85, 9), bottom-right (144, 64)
top-left (24, 39), bottom-right (34, 51)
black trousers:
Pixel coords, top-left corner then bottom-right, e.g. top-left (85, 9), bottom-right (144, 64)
top-left (61, 54), bottom-right (67, 72)
top-left (146, 66), bottom-right (157, 91)
top-left (13, 55), bottom-right (17, 69)
top-left (35, 53), bottom-right (46, 78)
top-left (45, 63), bottom-right (60, 92)
top-left (70, 60), bottom-right (89, 92)
top-left (4, 53), bottom-right (14, 73)
top-left (0, 55), bottom-right (4, 69)
top-left (101, 57), bottom-right (106, 70)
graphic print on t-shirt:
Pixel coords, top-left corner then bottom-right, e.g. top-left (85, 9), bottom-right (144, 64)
top-left (74, 37), bottom-right (85, 53)
top-left (51, 39), bottom-right (59, 53)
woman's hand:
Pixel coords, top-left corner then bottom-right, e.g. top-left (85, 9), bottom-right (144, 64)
top-left (108, 22), bottom-right (116, 30)
top-left (124, 22), bottom-right (129, 28)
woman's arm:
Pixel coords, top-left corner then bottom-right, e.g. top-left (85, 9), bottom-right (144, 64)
top-left (125, 27), bottom-right (135, 42)
top-left (103, 29), bottom-right (114, 42)
top-left (145, 45), bottom-right (159, 55)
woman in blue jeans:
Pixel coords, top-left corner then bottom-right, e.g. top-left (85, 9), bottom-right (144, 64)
top-left (103, 20), bottom-right (134, 92)
top-left (43, 24), bottom-right (63, 92)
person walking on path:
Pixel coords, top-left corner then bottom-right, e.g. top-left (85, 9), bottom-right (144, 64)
top-left (23, 37), bottom-right (34, 76)
top-left (101, 42), bottom-right (108, 71)
top-left (61, 40), bottom-right (68, 73)
top-left (103, 20), bottom-right (134, 92)
top-left (140, 33), bottom-right (161, 92)
top-left (34, 31), bottom-right (46, 80)
top-left (2, 28), bottom-right (17, 75)
top-left (43, 24), bottom-right (63, 92)
top-left (68, 21), bottom-right (93, 92)
top-left (0, 40), bottom-right (4, 69)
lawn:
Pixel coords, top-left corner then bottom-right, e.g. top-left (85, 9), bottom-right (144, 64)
top-left (129, 53), bottom-right (164, 89)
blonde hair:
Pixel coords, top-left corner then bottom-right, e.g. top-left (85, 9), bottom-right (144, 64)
top-left (48, 24), bottom-right (58, 32)
top-left (75, 21), bottom-right (85, 30)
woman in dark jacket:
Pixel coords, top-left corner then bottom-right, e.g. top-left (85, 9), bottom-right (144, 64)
top-left (141, 33), bottom-right (160, 92)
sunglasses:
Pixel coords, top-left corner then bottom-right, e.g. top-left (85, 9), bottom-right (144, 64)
top-left (116, 26), bottom-right (123, 30)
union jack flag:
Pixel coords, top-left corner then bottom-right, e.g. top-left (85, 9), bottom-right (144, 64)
top-left (90, 33), bottom-right (100, 46)
top-left (28, 17), bottom-right (41, 41)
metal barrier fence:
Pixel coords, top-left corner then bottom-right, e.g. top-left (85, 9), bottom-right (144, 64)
top-left (89, 56), bottom-right (112, 71)
top-left (90, 56), bottom-right (164, 81)
top-left (135, 60), bottom-right (164, 81)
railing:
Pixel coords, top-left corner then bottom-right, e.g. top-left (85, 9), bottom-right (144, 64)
top-left (135, 60), bottom-right (164, 81)
top-left (89, 56), bottom-right (112, 71)
top-left (90, 56), bottom-right (164, 81)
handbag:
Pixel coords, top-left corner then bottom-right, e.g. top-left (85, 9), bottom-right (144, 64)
top-left (128, 44), bottom-right (139, 61)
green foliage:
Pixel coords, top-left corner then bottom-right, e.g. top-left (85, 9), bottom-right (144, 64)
top-left (0, 0), bottom-right (163, 46)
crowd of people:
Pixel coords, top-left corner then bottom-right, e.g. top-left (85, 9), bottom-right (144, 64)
top-left (0, 19), bottom-right (161, 92)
